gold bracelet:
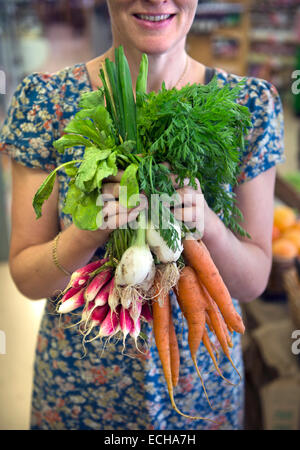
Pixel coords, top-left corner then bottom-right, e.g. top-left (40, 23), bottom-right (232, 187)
top-left (52, 232), bottom-right (72, 277)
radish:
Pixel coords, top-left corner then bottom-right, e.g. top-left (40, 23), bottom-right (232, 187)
top-left (60, 285), bottom-right (82, 303)
top-left (98, 306), bottom-right (120, 337)
top-left (81, 299), bottom-right (96, 323)
top-left (90, 304), bottom-right (109, 327)
top-left (107, 278), bottom-right (120, 312)
top-left (130, 316), bottom-right (141, 342)
top-left (67, 258), bottom-right (108, 289)
top-left (71, 274), bottom-right (90, 289)
top-left (129, 298), bottom-right (143, 324)
top-left (85, 269), bottom-right (113, 303)
top-left (58, 287), bottom-right (85, 314)
top-left (119, 306), bottom-right (134, 348)
top-left (141, 301), bottom-right (153, 323)
top-left (94, 279), bottom-right (113, 306)
top-left (81, 303), bottom-right (110, 341)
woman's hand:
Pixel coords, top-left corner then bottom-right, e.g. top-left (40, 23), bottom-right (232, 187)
top-left (172, 177), bottom-right (205, 237)
top-left (161, 163), bottom-right (205, 237)
top-left (98, 170), bottom-right (146, 231)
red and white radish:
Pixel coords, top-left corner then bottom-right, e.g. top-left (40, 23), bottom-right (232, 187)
top-left (85, 269), bottom-right (113, 303)
top-left (58, 287), bottom-right (85, 314)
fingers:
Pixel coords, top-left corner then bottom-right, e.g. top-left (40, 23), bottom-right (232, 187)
top-left (173, 186), bottom-right (203, 208)
top-left (102, 200), bottom-right (128, 218)
top-left (173, 206), bottom-right (197, 223)
top-left (104, 170), bottom-right (124, 183)
top-left (101, 182), bottom-right (120, 198)
top-left (101, 208), bottom-right (141, 231)
top-left (100, 197), bottom-right (147, 231)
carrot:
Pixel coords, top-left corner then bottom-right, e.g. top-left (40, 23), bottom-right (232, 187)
top-left (198, 282), bottom-right (241, 384)
top-left (200, 286), bottom-right (241, 384)
top-left (177, 266), bottom-right (207, 358)
top-left (183, 238), bottom-right (245, 334)
top-left (215, 306), bottom-right (233, 348)
top-left (168, 300), bottom-right (180, 388)
top-left (205, 308), bottom-right (231, 350)
top-left (205, 311), bottom-right (214, 333)
top-left (152, 271), bottom-right (215, 422)
top-left (205, 312), bottom-right (221, 363)
top-left (177, 266), bottom-right (215, 410)
top-left (227, 324), bottom-right (234, 334)
top-left (202, 328), bottom-right (227, 382)
top-left (201, 284), bottom-right (231, 359)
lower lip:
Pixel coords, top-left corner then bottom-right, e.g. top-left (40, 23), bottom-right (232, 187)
top-left (133, 15), bottom-right (175, 30)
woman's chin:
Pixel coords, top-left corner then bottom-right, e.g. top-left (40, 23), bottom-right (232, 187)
top-left (129, 37), bottom-right (182, 57)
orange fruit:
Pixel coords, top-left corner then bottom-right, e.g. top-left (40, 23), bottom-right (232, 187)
top-left (288, 220), bottom-right (300, 233)
top-left (272, 225), bottom-right (281, 241)
top-left (282, 228), bottom-right (300, 252)
top-left (273, 206), bottom-right (297, 232)
top-left (272, 238), bottom-right (298, 259)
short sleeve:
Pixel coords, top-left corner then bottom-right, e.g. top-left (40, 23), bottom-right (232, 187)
top-left (0, 73), bottom-right (59, 172)
top-left (236, 79), bottom-right (285, 184)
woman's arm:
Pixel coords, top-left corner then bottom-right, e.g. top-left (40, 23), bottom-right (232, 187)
top-left (201, 167), bottom-right (276, 303)
top-left (9, 161), bottom-right (113, 300)
top-left (9, 162), bottom-right (140, 300)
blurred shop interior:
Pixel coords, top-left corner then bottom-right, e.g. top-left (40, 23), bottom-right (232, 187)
top-left (1, 0), bottom-right (300, 430)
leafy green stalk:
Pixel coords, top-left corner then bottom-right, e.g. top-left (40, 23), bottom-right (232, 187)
top-left (131, 209), bottom-right (147, 247)
top-left (137, 76), bottom-right (252, 237)
top-left (136, 53), bottom-right (148, 102)
top-left (33, 160), bottom-right (81, 219)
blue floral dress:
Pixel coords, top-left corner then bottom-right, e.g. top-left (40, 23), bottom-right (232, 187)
top-left (0, 64), bottom-right (284, 430)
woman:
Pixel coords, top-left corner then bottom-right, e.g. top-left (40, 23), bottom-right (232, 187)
top-left (0, 1), bottom-right (284, 430)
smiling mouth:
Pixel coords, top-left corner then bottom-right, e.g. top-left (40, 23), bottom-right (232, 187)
top-left (134, 13), bottom-right (175, 22)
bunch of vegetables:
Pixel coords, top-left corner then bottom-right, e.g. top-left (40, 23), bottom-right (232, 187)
top-left (33, 46), bottom-right (251, 420)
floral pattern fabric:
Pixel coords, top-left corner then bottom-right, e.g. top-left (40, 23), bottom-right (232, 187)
top-left (0, 64), bottom-right (284, 430)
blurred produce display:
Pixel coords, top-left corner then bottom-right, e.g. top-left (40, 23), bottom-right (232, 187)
top-left (248, 0), bottom-right (299, 93)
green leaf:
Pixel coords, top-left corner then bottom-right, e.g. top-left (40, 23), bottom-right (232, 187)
top-left (65, 165), bottom-right (78, 178)
top-left (93, 152), bottom-right (118, 190)
top-left (136, 77), bottom-right (252, 237)
top-left (78, 89), bottom-right (104, 109)
top-left (63, 183), bottom-right (102, 231)
top-left (63, 181), bottom-right (84, 215)
top-left (119, 163), bottom-right (139, 208)
top-left (92, 104), bottom-right (116, 140)
top-left (117, 46), bottom-right (136, 142)
top-left (64, 119), bottom-right (104, 147)
top-left (136, 53), bottom-right (148, 100)
top-left (73, 190), bottom-right (101, 231)
top-left (33, 170), bottom-right (57, 219)
top-left (53, 134), bottom-right (91, 154)
top-left (75, 147), bottom-right (112, 192)
top-left (33, 160), bottom-right (81, 218)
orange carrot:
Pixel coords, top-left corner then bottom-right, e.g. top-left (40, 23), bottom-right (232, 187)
top-left (169, 300), bottom-right (180, 388)
top-left (205, 307), bottom-right (232, 348)
top-left (183, 238), bottom-right (245, 334)
top-left (177, 266), bottom-right (207, 357)
top-left (216, 306), bottom-right (233, 348)
top-left (177, 266), bottom-right (215, 410)
top-left (201, 283), bottom-right (231, 359)
top-left (205, 311), bottom-right (214, 333)
top-left (202, 328), bottom-right (226, 381)
top-left (152, 271), bottom-right (215, 422)
top-left (227, 324), bottom-right (234, 334)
